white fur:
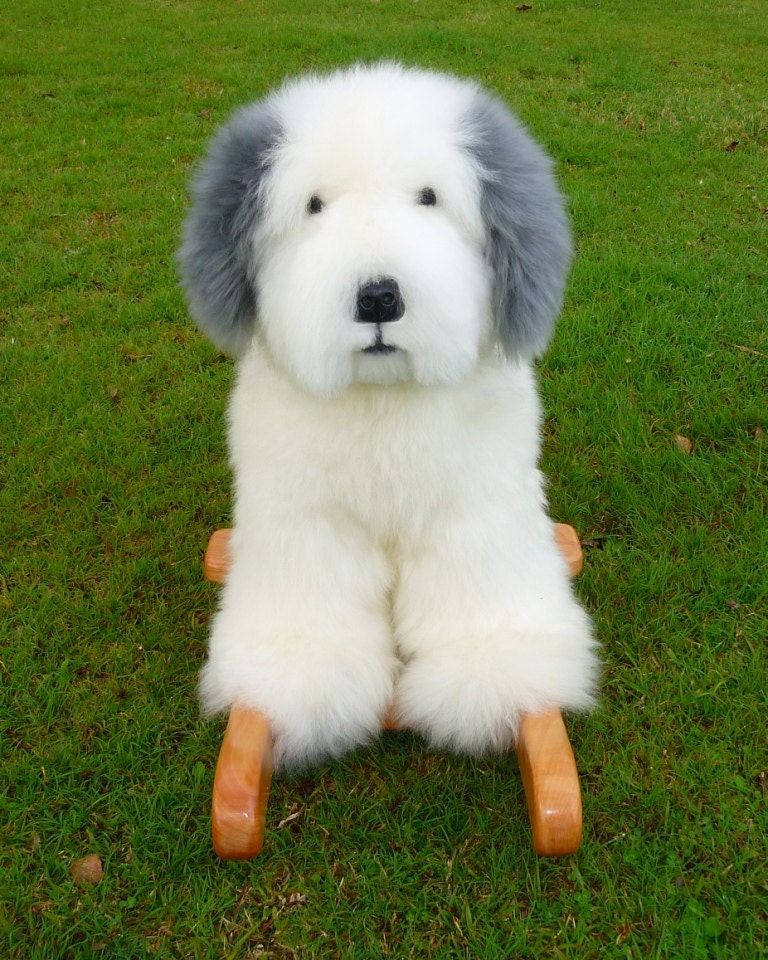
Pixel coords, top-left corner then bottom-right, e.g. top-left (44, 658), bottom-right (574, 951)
top-left (192, 65), bottom-right (599, 769)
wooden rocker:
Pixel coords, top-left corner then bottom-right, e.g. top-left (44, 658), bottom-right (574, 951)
top-left (203, 524), bottom-right (585, 859)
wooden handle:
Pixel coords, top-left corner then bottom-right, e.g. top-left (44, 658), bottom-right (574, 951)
top-left (205, 524), bottom-right (583, 584)
top-left (211, 705), bottom-right (274, 859)
top-left (203, 528), bottom-right (233, 584)
top-left (553, 522), bottom-right (583, 577)
top-left (516, 709), bottom-right (582, 856)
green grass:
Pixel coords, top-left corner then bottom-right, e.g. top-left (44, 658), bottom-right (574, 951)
top-left (2, 0), bottom-right (766, 956)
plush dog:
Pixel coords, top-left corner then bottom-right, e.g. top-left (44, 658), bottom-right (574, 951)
top-left (179, 63), bottom-right (599, 770)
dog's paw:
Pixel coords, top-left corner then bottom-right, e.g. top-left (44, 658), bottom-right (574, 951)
top-left (201, 639), bottom-right (399, 771)
top-left (393, 625), bottom-right (599, 754)
top-left (267, 659), bottom-right (396, 770)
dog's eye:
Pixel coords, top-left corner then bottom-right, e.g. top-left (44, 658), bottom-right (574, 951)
top-left (417, 187), bottom-right (437, 207)
top-left (307, 195), bottom-right (324, 215)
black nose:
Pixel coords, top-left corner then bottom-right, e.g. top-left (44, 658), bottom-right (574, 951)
top-left (355, 278), bottom-right (404, 324)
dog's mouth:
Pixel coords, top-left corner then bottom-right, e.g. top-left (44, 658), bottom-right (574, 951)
top-left (362, 325), bottom-right (398, 355)
top-left (362, 339), bottom-right (397, 356)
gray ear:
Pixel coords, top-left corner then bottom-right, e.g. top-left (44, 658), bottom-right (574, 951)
top-left (178, 102), bottom-right (283, 354)
top-left (464, 91), bottom-right (573, 358)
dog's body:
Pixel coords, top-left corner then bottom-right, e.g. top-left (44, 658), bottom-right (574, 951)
top-left (180, 63), bottom-right (599, 769)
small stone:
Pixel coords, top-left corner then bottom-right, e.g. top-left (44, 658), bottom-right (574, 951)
top-left (71, 854), bottom-right (104, 886)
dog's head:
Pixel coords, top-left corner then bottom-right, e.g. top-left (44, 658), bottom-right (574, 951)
top-left (179, 63), bottom-right (571, 398)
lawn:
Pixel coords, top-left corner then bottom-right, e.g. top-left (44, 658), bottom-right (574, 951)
top-left (2, 0), bottom-right (766, 957)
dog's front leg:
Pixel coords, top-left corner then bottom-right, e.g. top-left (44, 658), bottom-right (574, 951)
top-left (392, 510), bottom-right (598, 754)
top-left (200, 517), bottom-right (399, 770)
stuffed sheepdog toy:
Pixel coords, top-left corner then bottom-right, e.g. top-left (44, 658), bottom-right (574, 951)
top-left (179, 63), bottom-right (599, 770)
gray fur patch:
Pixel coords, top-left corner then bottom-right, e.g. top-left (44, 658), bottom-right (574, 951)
top-left (178, 103), bottom-right (283, 354)
top-left (463, 91), bottom-right (573, 358)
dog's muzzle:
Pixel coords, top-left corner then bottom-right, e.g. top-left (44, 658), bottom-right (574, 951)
top-left (355, 279), bottom-right (405, 325)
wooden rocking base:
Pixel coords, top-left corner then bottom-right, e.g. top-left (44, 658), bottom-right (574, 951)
top-left (203, 524), bottom-right (585, 859)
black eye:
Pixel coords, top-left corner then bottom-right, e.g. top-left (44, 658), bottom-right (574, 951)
top-left (307, 195), bottom-right (324, 214)
top-left (417, 187), bottom-right (437, 206)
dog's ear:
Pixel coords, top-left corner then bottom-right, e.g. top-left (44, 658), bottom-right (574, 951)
top-left (178, 103), bottom-right (282, 354)
top-left (465, 92), bottom-right (573, 359)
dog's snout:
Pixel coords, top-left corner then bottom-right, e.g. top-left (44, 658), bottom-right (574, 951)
top-left (355, 279), bottom-right (404, 324)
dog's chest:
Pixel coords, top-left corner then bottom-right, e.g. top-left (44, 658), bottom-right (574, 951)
top-left (230, 352), bottom-right (539, 542)
top-left (292, 389), bottom-right (464, 534)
